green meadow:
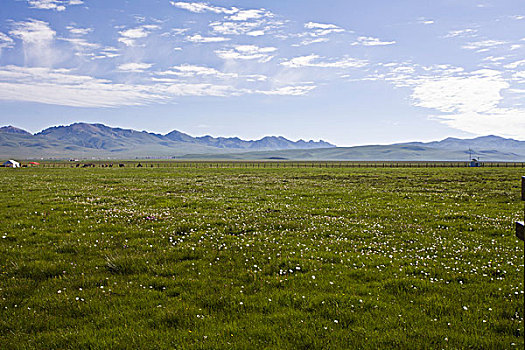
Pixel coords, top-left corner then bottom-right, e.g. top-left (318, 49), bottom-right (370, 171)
top-left (0, 167), bottom-right (523, 349)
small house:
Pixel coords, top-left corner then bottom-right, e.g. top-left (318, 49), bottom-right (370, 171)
top-left (3, 160), bottom-right (20, 168)
top-left (469, 158), bottom-right (479, 167)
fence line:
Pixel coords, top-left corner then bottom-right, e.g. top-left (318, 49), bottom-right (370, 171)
top-left (36, 161), bottom-right (525, 168)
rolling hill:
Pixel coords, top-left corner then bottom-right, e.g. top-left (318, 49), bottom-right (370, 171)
top-left (177, 142), bottom-right (525, 161)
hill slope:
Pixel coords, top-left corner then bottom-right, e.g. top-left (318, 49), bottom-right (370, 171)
top-left (178, 137), bottom-right (525, 161)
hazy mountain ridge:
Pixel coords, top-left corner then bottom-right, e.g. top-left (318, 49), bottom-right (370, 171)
top-left (1, 123), bottom-right (524, 160)
top-left (181, 136), bottom-right (525, 161)
top-left (0, 126), bottom-right (32, 135)
top-left (404, 135), bottom-right (525, 151)
top-left (0, 122), bottom-right (335, 158)
top-left (179, 143), bottom-right (525, 161)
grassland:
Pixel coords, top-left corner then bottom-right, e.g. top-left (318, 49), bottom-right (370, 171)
top-left (0, 166), bottom-right (523, 349)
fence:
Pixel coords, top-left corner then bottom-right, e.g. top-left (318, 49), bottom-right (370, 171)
top-left (34, 161), bottom-right (525, 169)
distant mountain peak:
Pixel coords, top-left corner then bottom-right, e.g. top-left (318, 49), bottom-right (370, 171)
top-left (0, 126), bottom-right (32, 135)
top-left (476, 135), bottom-right (506, 140)
top-left (442, 135), bottom-right (507, 142)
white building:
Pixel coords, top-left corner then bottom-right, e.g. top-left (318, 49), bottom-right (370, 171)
top-left (3, 160), bottom-right (20, 168)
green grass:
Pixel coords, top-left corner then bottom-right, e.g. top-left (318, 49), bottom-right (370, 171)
top-left (0, 167), bottom-right (523, 349)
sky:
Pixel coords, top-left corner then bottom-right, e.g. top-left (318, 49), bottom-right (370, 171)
top-left (0, 0), bottom-right (524, 146)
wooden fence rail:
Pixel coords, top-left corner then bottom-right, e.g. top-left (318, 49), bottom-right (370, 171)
top-left (35, 161), bottom-right (525, 168)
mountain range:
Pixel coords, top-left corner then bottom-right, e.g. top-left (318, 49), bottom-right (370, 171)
top-left (179, 137), bottom-right (525, 161)
top-left (1, 123), bottom-right (524, 161)
top-left (0, 123), bottom-right (334, 159)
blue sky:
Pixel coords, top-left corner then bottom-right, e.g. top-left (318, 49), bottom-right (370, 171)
top-left (0, 0), bottom-right (524, 146)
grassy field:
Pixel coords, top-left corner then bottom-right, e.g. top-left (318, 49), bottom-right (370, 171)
top-left (0, 167), bottom-right (523, 349)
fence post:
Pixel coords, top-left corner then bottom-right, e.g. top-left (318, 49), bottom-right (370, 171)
top-left (516, 176), bottom-right (524, 241)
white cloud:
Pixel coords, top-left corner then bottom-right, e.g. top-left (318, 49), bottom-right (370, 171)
top-left (170, 1), bottom-right (238, 15)
top-left (59, 37), bottom-right (100, 58)
top-left (462, 40), bottom-right (506, 51)
top-left (444, 28), bottom-right (478, 38)
top-left (408, 68), bottom-right (525, 137)
top-left (171, 1), bottom-right (274, 23)
top-left (0, 64), bottom-right (315, 108)
top-left (304, 22), bottom-right (345, 37)
top-left (305, 22), bottom-right (340, 30)
top-left (60, 37), bottom-right (99, 49)
top-left (504, 59), bottom-right (525, 69)
top-left (482, 56), bottom-right (506, 63)
top-left (293, 38), bottom-right (330, 47)
top-left (161, 83), bottom-right (242, 97)
top-left (168, 80), bottom-right (242, 96)
top-left (119, 28), bottom-right (148, 39)
top-left (169, 28), bottom-right (190, 36)
top-left (0, 33), bottom-right (14, 51)
top-left (351, 36), bottom-right (396, 46)
top-left (202, 4), bottom-right (280, 36)
top-left (368, 63), bottom-right (525, 136)
top-left (117, 63), bottom-right (153, 72)
top-left (371, 63), bottom-right (462, 87)
top-left (10, 19), bottom-right (55, 44)
top-left (281, 54), bottom-right (367, 68)
top-left (0, 65), bottom-right (239, 106)
top-left (117, 38), bottom-right (135, 47)
top-left (210, 21), bottom-right (262, 35)
top-left (418, 19), bottom-right (434, 25)
top-left (118, 25), bottom-right (159, 46)
top-left (156, 64), bottom-right (238, 79)
top-left (9, 19), bottom-right (57, 66)
top-left (215, 45), bottom-right (277, 62)
top-left (0, 65), bottom-right (165, 107)
top-left (27, 0), bottom-right (83, 11)
top-left (229, 9), bottom-right (271, 21)
top-left (258, 85), bottom-right (316, 96)
top-left (68, 27), bottom-right (92, 36)
top-left (186, 34), bottom-right (230, 43)
top-left (245, 74), bottom-right (267, 82)
top-left (246, 30), bottom-right (265, 37)
top-left (411, 69), bottom-right (508, 114)
top-left (434, 110), bottom-right (525, 138)
top-left (92, 47), bottom-right (120, 59)
top-left (512, 71), bottom-right (525, 83)
top-left (155, 66), bottom-right (271, 85)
